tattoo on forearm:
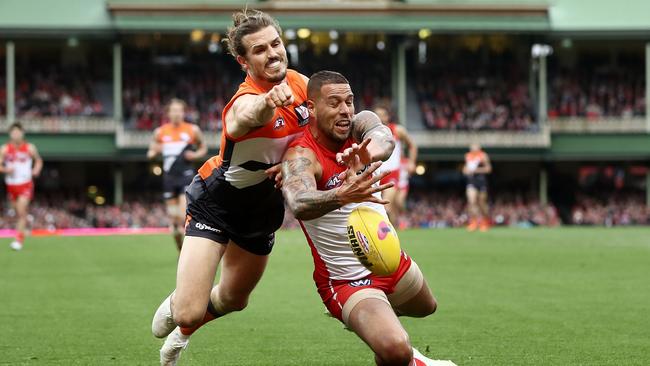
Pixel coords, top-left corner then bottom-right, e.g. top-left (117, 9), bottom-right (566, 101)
top-left (282, 156), bottom-right (343, 220)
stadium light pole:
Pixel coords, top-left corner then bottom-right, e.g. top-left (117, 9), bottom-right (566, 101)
top-left (532, 44), bottom-right (552, 127)
top-left (6, 41), bottom-right (15, 124)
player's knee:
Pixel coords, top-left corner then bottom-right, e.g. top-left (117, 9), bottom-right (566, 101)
top-left (172, 304), bottom-right (205, 328)
top-left (375, 334), bottom-right (412, 365)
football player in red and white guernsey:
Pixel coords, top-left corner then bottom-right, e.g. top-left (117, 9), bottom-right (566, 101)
top-left (373, 105), bottom-right (417, 226)
top-left (0, 122), bottom-right (43, 251)
top-left (282, 71), bottom-right (456, 366)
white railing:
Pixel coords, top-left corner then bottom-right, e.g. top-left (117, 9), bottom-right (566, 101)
top-left (115, 125), bottom-right (220, 149)
top-left (0, 117), bottom-right (118, 133)
top-left (411, 125), bottom-right (550, 148)
top-left (550, 117), bottom-right (649, 133)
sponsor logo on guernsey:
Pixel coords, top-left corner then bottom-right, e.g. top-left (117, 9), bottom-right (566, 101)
top-left (195, 222), bottom-right (221, 233)
top-left (325, 174), bottom-right (342, 189)
top-left (377, 221), bottom-right (392, 240)
top-left (273, 116), bottom-right (285, 130)
top-left (180, 132), bottom-right (191, 141)
top-left (347, 225), bottom-right (373, 268)
top-left (295, 102), bottom-right (309, 126)
top-left (349, 279), bottom-right (372, 287)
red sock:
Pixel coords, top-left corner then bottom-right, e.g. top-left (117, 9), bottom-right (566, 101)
top-left (16, 232), bottom-right (24, 244)
top-left (180, 312), bottom-right (216, 336)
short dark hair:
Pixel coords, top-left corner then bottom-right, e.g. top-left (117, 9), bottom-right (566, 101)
top-left (225, 8), bottom-right (282, 59)
top-left (307, 71), bottom-right (350, 100)
top-left (9, 122), bottom-right (23, 132)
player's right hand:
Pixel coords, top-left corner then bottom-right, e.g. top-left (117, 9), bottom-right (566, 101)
top-left (264, 83), bottom-right (294, 108)
top-left (335, 158), bottom-right (393, 206)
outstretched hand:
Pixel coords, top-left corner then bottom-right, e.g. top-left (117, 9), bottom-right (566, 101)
top-left (336, 138), bottom-right (373, 170)
top-left (335, 159), bottom-right (394, 206)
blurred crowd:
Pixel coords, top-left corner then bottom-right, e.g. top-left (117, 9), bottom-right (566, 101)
top-left (2, 191), bottom-right (649, 231)
top-left (394, 192), bottom-right (561, 229)
top-left (417, 74), bottom-right (536, 131)
top-left (548, 71), bottom-right (645, 119)
top-left (15, 70), bottom-right (105, 118)
top-left (122, 59), bottom-right (239, 131)
top-left (0, 195), bottom-right (169, 231)
top-left (571, 193), bottom-right (649, 226)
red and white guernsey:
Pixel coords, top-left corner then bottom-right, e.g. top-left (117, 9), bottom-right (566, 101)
top-left (3, 142), bottom-right (33, 186)
top-left (290, 128), bottom-right (388, 282)
top-left (382, 123), bottom-right (402, 173)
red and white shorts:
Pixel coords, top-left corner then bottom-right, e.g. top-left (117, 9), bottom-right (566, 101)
top-left (380, 169), bottom-right (400, 187)
top-left (6, 181), bottom-right (34, 201)
top-left (317, 252), bottom-right (424, 324)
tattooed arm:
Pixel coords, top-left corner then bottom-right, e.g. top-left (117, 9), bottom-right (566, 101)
top-left (349, 110), bottom-right (395, 163)
top-left (282, 146), bottom-right (393, 221)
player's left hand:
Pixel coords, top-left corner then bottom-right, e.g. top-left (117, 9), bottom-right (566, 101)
top-left (32, 169), bottom-right (41, 178)
top-left (265, 164), bottom-right (283, 189)
top-left (336, 138), bottom-right (373, 171)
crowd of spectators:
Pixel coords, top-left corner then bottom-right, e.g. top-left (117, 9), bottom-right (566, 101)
top-left (417, 73), bottom-right (536, 131)
top-left (394, 191), bottom-right (561, 229)
top-left (0, 195), bottom-right (169, 231)
top-left (548, 70), bottom-right (645, 119)
top-left (571, 193), bottom-right (649, 226)
top-left (122, 58), bottom-right (240, 131)
top-left (3, 191), bottom-right (649, 231)
top-left (15, 69), bottom-right (105, 118)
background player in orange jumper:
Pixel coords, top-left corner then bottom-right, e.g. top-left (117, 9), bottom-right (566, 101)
top-left (463, 143), bottom-right (492, 231)
top-left (0, 122), bottom-right (43, 250)
top-left (374, 105), bottom-right (417, 226)
top-left (147, 98), bottom-right (207, 251)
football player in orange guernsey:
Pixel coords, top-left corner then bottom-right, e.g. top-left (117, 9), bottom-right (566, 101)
top-left (147, 98), bottom-right (207, 250)
top-left (463, 143), bottom-right (492, 232)
top-left (150, 10), bottom-right (395, 365)
top-left (0, 122), bottom-right (43, 251)
top-left (282, 71), bottom-right (455, 366)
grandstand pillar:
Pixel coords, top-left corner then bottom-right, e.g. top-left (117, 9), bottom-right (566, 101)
top-left (538, 54), bottom-right (548, 126)
top-left (114, 167), bottom-right (123, 205)
top-left (113, 43), bottom-right (122, 121)
top-left (646, 170), bottom-right (650, 207)
top-left (646, 43), bottom-right (650, 133)
top-left (394, 40), bottom-right (407, 128)
top-left (540, 168), bottom-right (548, 205)
top-left (6, 41), bottom-right (15, 123)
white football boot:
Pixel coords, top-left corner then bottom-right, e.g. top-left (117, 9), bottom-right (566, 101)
top-left (160, 327), bottom-right (190, 366)
top-left (413, 347), bottom-right (458, 366)
top-left (9, 241), bottom-right (23, 251)
top-left (152, 293), bottom-right (176, 338)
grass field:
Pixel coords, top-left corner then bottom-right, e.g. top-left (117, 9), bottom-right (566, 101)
top-left (1, 228), bottom-right (649, 365)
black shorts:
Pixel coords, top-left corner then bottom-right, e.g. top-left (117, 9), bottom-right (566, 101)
top-left (163, 174), bottom-right (193, 200)
top-left (467, 175), bottom-right (488, 192)
top-left (184, 175), bottom-right (284, 256)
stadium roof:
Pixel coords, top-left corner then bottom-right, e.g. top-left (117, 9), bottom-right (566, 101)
top-left (0, 0), bottom-right (649, 34)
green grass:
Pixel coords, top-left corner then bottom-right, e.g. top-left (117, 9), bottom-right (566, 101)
top-left (1, 228), bottom-right (649, 365)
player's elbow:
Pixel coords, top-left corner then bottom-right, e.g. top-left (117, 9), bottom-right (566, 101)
top-left (374, 138), bottom-right (395, 162)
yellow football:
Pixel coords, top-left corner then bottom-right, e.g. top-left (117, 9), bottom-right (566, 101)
top-left (347, 206), bottom-right (401, 276)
